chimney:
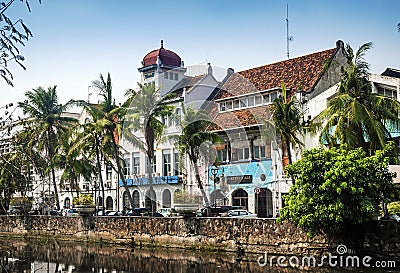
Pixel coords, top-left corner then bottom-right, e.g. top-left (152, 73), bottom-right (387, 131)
top-left (336, 40), bottom-right (344, 49)
top-left (207, 63), bottom-right (213, 75)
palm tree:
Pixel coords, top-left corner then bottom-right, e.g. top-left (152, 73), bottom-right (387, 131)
top-left (55, 127), bottom-right (96, 197)
top-left (265, 82), bottom-right (303, 165)
top-left (18, 86), bottom-right (77, 210)
top-left (311, 42), bottom-right (400, 153)
top-left (91, 73), bottom-right (136, 210)
top-left (174, 104), bottom-right (220, 206)
top-left (123, 82), bottom-right (174, 211)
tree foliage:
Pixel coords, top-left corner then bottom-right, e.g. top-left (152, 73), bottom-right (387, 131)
top-left (174, 104), bottom-right (220, 205)
top-left (278, 143), bottom-right (398, 236)
top-left (122, 82), bottom-right (174, 210)
top-left (0, 0), bottom-right (40, 86)
top-left (311, 42), bottom-right (400, 153)
top-left (265, 82), bottom-right (303, 164)
top-left (388, 201), bottom-right (400, 215)
top-left (18, 86), bottom-right (77, 210)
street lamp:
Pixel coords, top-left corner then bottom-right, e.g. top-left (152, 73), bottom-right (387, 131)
top-left (210, 166), bottom-right (219, 206)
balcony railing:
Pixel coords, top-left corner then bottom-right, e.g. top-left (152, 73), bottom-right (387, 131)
top-left (119, 175), bottom-right (182, 186)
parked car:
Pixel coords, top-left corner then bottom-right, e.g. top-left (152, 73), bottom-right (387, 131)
top-left (64, 209), bottom-right (79, 217)
top-left (196, 206), bottom-right (244, 217)
top-left (146, 212), bottom-right (164, 217)
top-left (96, 210), bottom-right (112, 216)
top-left (227, 209), bottom-right (257, 218)
top-left (389, 214), bottom-right (400, 222)
top-left (7, 206), bottom-right (23, 215)
top-left (156, 208), bottom-right (178, 217)
top-left (125, 208), bottom-right (151, 216)
top-left (106, 211), bottom-right (123, 216)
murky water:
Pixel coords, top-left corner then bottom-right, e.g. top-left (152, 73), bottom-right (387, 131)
top-left (0, 238), bottom-right (398, 273)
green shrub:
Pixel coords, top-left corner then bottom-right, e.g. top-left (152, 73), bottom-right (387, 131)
top-left (388, 201), bottom-right (400, 215)
top-left (10, 196), bottom-right (32, 206)
top-left (174, 190), bottom-right (197, 204)
top-left (73, 194), bottom-right (94, 206)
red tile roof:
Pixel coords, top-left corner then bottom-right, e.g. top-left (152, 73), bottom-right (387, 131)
top-left (216, 48), bottom-right (336, 100)
top-left (209, 106), bottom-right (271, 131)
top-left (208, 47), bottom-right (337, 131)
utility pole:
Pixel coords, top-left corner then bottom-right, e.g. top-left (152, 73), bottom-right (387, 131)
top-left (286, 4), bottom-right (293, 59)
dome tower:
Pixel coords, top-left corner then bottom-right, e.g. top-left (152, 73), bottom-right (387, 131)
top-left (138, 40), bottom-right (186, 95)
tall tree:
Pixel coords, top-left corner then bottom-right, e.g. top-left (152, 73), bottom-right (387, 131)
top-left (55, 127), bottom-right (96, 198)
top-left (72, 73), bottom-right (133, 212)
top-left (123, 82), bottom-right (174, 211)
top-left (71, 105), bottom-right (110, 212)
top-left (311, 42), bottom-right (400, 153)
top-left (18, 86), bottom-right (76, 210)
top-left (90, 73), bottom-right (130, 211)
top-left (174, 104), bottom-right (220, 206)
top-left (265, 82), bottom-right (303, 165)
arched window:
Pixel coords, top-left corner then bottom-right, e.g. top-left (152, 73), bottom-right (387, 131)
top-left (106, 196), bottom-right (113, 210)
top-left (232, 189), bottom-right (248, 210)
top-left (64, 197), bottom-right (70, 209)
top-left (123, 191), bottom-right (130, 209)
top-left (162, 189), bottom-right (171, 208)
top-left (133, 190), bottom-right (140, 208)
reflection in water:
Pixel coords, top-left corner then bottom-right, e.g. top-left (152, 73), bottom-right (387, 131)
top-left (0, 239), bottom-right (397, 273)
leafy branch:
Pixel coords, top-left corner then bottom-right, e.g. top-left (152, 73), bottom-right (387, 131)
top-left (0, 0), bottom-right (41, 86)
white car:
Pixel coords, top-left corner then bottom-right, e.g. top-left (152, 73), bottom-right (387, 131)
top-left (227, 209), bottom-right (257, 218)
top-left (157, 208), bottom-right (178, 217)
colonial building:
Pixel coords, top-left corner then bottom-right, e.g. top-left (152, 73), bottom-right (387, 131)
top-left (119, 41), bottom-right (221, 211)
top-left (204, 40), bottom-right (348, 217)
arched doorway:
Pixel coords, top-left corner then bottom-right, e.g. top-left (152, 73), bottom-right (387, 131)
top-left (162, 189), bottom-right (171, 208)
top-left (64, 197), bottom-right (70, 209)
top-left (97, 196), bottom-right (103, 208)
top-left (106, 196), bottom-right (113, 210)
top-left (122, 191), bottom-right (130, 209)
top-left (145, 188), bottom-right (156, 212)
top-left (256, 188), bottom-right (273, 218)
top-left (232, 189), bottom-right (248, 210)
top-left (210, 189), bottom-right (226, 206)
top-left (133, 190), bottom-right (140, 208)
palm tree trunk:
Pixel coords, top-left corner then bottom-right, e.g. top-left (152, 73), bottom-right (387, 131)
top-left (191, 154), bottom-right (210, 206)
top-left (146, 149), bottom-right (155, 212)
top-left (109, 128), bottom-right (134, 209)
top-left (285, 138), bottom-right (293, 165)
top-left (46, 130), bottom-right (60, 211)
top-left (145, 127), bottom-right (155, 212)
top-left (94, 138), bottom-right (105, 214)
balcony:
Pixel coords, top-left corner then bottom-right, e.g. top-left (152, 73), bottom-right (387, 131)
top-left (119, 175), bottom-right (182, 186)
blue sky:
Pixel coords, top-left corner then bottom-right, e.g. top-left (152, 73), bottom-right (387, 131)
top-left (1, 0), bottom-right (399, 107)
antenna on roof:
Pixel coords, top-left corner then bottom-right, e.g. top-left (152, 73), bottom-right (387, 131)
top-left (286, 4), bottom-right (293, 59)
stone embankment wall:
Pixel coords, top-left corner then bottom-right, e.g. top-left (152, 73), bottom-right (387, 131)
top-left (0, 216), bottom-right (398, 259)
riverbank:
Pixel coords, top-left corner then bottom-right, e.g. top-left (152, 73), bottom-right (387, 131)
top-left (0, 215), bottom-right (398, 260)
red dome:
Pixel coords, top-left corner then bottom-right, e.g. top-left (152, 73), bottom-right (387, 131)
top-left (142, 41), bottom-right (181, 67)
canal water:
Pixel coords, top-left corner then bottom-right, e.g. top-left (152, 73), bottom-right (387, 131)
top-left (0, 238), bottom-right (398, 273)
